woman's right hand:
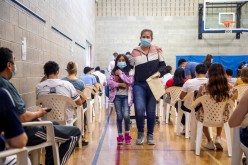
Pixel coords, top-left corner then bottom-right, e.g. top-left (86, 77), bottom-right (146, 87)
top-left (118, 83), bottom-right (127, 88)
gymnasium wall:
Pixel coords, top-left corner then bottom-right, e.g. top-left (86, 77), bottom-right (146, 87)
top-left (94, 0), bottom-right (248, 73)
top-left (0, 0), bottom-right (96, 109)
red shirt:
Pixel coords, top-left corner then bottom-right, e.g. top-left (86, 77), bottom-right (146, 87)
top-left (166, 78), bottom-right (187, 88)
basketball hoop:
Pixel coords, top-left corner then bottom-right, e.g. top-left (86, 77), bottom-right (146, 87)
top-left (222, 21), bottom-right (235, 28)
top-left (220, 21), bottom-right (235, 33)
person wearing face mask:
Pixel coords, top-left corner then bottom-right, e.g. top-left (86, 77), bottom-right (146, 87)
top-left (108, 54), bottom-right (134, 145)
top-left (129, 29), bottom-right (166, 145)
top-left (0, 48), bottom-right (82, 165)
top-left (178, 58), bottom-right (199, 79)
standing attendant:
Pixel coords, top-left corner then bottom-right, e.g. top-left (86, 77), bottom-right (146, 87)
top-left (130, 29), bottom-right (166, 145)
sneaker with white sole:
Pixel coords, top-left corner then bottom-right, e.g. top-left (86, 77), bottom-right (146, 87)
top-left (147, 134), bottom-right (155, 145)
top-left (136, 132), bottom-right (144, 145)
top-left (204, 141), bottom-right (215, 150)
top-left (215, 136), bottom-right (223, 150)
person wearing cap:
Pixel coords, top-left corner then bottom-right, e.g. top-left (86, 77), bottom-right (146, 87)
top-left (80, 66), bottom-right (100, 91)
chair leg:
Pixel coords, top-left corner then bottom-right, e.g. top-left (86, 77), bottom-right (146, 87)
top-left (176, 102), bottom-right (183, 136)
top-left (195, 122), bottom-right (203, 156)
top-left (29, 149), bottom-right (41, 165)
top-left (190, 112), bottom-right (197, 150)
top-left (232, 127), bottom-right (243, 165)
top-left (17, 149), bottom-right (29, 165)
top-left (166, 104), bottom-right (170, 124)
top-left (87, 101), bottom-right (93, 132)
top-left (224, 123), bottom-right (232, 157)
top-left (209, 127), bottom-right (213, 139)
top-left (174, 107), bottom-right (178, 117)
top-left (185, 112), bottom-right (191, 139)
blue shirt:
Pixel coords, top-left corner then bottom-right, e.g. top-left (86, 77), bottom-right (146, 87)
top-left (61, 77), bottom-right (85, 91)
top-left (80, 74), bottom-right (97, 85)
top-left (0, 75), bottom-right (26, 115)
top-left (184, 62), bottom-right (199, 78)
top-left (0, 88), bottom-right (25, 151)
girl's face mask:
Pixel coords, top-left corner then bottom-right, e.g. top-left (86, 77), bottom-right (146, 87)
top-left (117, 62), bottom-right (127, 69)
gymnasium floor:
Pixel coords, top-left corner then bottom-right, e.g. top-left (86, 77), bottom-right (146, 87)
top-left (63, 107), bottom-right (232, 165)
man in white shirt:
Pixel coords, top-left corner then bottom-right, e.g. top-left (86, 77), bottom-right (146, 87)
top-left (177, 64), bottom-right (208, 133)
top-left (93, 66), bottom-right (107, 86)
top-left (160, 65), bottom-right (173, 85)
top-left (180, 63), bottom-right (208, 102)
top-left (107, 52), bottom-right (118, 73)
top-left (36, 61), bottom-right (83, 125)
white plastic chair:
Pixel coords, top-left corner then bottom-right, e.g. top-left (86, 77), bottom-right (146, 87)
top-left (192, 95), bottom-right (234, 156)
top-left (176, 92), bottom-right (194, 138)
top-left (0, 147), bottom-right (29, 165)
top-left (156, 99), bottom-right (164, 123)
top-left (234, 84), bottom-right (248, 107)
top-left (77, 90), bottom-right (88, 137)
top-left (232, 114), bottom-right (248, 165)
top-left (165, 87), bottom-right (182, 124)
top-left (36, 94), bottom-right (82, 148)
top-left (23, 121), bottom-right (60, 165)
top-left (231, 126), bottom-right (248, 165)
top-left (84, 85), bottom-right (96, 132)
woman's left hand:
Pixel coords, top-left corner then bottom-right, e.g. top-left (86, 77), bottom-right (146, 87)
top-left (151, 72), bottom-right (160, 78)
top-left (115, 69), bottom-right (121, 75)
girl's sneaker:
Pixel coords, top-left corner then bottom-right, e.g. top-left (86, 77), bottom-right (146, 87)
top-left (125, 134), bottom-right (132, 145)
top-left (117, 135), bottom-right (124, 145)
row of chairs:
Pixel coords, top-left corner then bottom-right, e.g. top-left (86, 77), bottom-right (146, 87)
top-left (163, 84), bottom-right (248, 164)
top-left (0, 84), bottom-right (105, 165)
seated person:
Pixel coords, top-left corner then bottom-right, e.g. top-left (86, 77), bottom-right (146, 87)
top-left (62, 61), bottom-right (87, 107)
top-left (226, 69), bottom-right (236, 85)
top-left (196, 63), bottom-right (235, 151)
top-left (36, 61), bottom-right (83, 125)
top-left (0, 47), bottom-right (81, 165)
top-left (0, 88), bottom-right (29, 165)
top-left (166, 68), bottom-right (187, 88)
top-left (92, 66), bottom-right (107, 86)
top-left (234, 67), bottom-right (248, 86)
top-left (62, 61), bottom-right (88, 145)
top-left (178, 58), bottom-right (199, 79)
top-left (160, 65), bottom-right (173, 86)
top-left (179, 64), bottom-right (208, 134)
top-left (80, 66), bottom-right (100, 98)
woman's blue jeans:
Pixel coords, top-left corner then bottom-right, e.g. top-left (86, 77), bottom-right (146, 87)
top-left (114, 95), bottom-right (130, 134)
top-left (133, 82), bottom-right (156, 135)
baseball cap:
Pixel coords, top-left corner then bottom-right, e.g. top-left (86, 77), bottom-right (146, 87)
top-left (84, 66), bottom-right (94, 74)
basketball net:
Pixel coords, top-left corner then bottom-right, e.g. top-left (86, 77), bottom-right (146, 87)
top-left (222, 21), bottom-right (235, 33)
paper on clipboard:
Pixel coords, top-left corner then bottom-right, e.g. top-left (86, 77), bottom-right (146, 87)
top-left (146, 74), bottom-right (166, 100)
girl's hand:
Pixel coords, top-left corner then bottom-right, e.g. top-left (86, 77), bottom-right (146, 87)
top-left (118, 83), bottom-right (127, 88)
top-left (115, 69), bottom-right (121, 75)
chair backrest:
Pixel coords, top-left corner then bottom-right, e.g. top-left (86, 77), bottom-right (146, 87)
top-left (85, 85), bottom-right (97, 95)
top-left (182, 91), bottom-right (194, 111)
top-left (192, 95), bottom-right (234, 127)
top-left (166, 87), bottom-right (182, 105)
top-left (36, 94), bottom-right (78, 123)
top-left (234, 84), bottom-right (248, 101)
top-left (0, 147), bottom-right (29, 165)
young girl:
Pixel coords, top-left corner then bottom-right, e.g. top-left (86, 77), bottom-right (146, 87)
top-left (108, 54), bottom-right (134, 144)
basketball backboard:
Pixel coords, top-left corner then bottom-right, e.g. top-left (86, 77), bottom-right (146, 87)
top-left (201, 0), bottom-right (248, 34)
